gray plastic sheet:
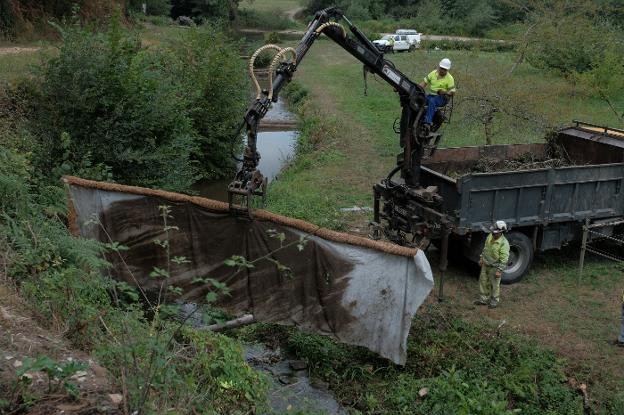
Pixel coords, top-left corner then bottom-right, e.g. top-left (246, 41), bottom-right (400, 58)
top-left (66, 180), bottom-right (433, 364)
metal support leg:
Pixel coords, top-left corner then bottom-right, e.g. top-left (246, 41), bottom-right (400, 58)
top-left (619, 302), bottom-right (624, 345)
top-left (438, 226), bottom-right (449, 302)
top-left (578, 218), bottom-right (590, 282)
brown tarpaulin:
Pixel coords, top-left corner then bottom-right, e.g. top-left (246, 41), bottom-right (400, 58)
top-left (64, 176), bottom-right (433, 364)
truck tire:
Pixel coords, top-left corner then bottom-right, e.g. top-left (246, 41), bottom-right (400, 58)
top-left (502, 232), bottom-right (534, 284)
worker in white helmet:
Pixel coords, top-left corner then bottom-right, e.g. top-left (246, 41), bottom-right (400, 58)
top-left (418, 58), bottom-right (456, 132)
top-left (474, 220), bottom-right (510, 308)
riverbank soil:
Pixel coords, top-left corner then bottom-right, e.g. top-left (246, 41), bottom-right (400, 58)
top-left (0, 283), bottom-right (120, 414)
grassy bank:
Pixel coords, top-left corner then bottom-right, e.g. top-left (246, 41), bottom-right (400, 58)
top-left (239, 0), bottom-right (301, 13)
top-left (238, 0), bottom-right (302, 31)
top-left (264, 40), bottom-right (624, 412)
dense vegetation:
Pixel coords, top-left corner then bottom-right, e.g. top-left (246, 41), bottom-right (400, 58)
top-left (304, 0), bottom-right (624, 38)
top-left (0, 0), bottom-right (126, 39)
top-left (237, 304), bottom-right (592, 414)
top-left (2, 15), bottom-right (247, 191)
top-left (0, 0), bottom-right (245, 38)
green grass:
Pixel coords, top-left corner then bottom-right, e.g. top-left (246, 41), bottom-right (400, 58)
top-left (239, 0), bottom-right (301, 13)
top-left (237, 0), bottom-right (303, 31)
top-left (304, 45), bottom-right (621, 148)
top-left (0, 50), bottom-right (47, 83)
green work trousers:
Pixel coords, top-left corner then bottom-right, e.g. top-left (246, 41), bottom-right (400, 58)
top-left (479, 265), bottom-right (501, 304)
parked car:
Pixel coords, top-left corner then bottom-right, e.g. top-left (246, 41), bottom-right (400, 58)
top-left (395, 29), bottom-right (422, 48)
top-left (373, 34), bottom-right (410, 52)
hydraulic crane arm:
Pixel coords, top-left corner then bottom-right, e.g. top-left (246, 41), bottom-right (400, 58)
top-left (229, 7), bottom-right (430, 212)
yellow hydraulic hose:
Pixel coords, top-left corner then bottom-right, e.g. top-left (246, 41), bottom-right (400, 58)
top-left (248, 21), bottom-right (345, 101)
top-left (315, 22), bottom-right (347, 38)
top-left (267, 47), bottom-right (297, 101)
top-left (248, 44), bottom-right (282, 100)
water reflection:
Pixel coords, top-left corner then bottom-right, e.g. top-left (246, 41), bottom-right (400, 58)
top-left (193, 130), bottom-right (298, 201)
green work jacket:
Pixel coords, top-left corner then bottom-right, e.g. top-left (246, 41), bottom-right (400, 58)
top-left (481, 233), bottom-right (510, 271)
top-left (423, 70), bottom-right (456, 95)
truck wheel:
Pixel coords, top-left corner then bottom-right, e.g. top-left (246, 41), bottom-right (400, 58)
top-left (502, 232), bottom-right (534, 284)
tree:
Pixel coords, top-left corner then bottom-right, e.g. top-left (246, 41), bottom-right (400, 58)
top-left (452, 56), bottom-right (553, 145)
top-left (509, 0), bottom-right (621, 75)
top-left (170, 0), bottom-right (240, 21)
top-left (577, 47), bottom-right (624, 123)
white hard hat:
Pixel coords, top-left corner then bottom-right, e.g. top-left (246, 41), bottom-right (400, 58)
top-left (439, 58), bottom-right (451, 70)
top-left (491, 220), bottom-right (507, 233)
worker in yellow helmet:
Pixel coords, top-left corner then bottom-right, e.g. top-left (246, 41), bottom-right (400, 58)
top-left (474, 220), bottom-right (510, 309)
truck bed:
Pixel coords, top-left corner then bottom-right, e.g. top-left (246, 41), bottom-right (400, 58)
top-left (420, 128), bottom-right (624, 234)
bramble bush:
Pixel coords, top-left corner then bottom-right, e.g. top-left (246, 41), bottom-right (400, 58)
top-left (166, 25), bottom-right (248, 180)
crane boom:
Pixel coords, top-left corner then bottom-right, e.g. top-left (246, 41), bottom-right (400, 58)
top-left (229, 7), bottom-right (443, 247)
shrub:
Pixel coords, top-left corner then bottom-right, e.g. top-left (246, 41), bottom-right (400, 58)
top-left (0, 146), bottom-right (269, 411)
top-left (264, 31), bottom-right (282, 45)
top-left (6, 15), bottom-right (247, 190)
top-left (523, 1), bottom-right (623, 75)
top-left (166, 25), bottom-right (248, 180)
top-left (18, 18), bottom-right (199, 191)
top-left (238, 9), bottom-right (296, 31)
top-left (145, 0), bottom-right (171, 16)
top-left (171, 0), bottom-right (232, 21)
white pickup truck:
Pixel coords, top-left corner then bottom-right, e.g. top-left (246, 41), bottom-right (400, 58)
top-left (373, 30), bottom-right (422, 52)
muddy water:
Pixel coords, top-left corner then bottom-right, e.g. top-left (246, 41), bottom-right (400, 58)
top-left (244, 344), bottom-right (347, 414)
top-left (194, 98), bottom-right (298, 201)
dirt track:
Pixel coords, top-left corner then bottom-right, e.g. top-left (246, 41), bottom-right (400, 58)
top-left (0, 46), bottom-right (40, 55)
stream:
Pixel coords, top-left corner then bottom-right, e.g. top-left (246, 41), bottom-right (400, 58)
top-left (245, 344), bottom-right (347, 414)
top-left (193, 98), bottom-right (298, 201)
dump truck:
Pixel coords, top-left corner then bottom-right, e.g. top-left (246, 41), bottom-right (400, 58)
top-left (374, 121), bottom-right (624, 283)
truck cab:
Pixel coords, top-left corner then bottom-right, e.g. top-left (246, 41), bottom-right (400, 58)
top-left (373, 34), bottom-right (412, 52)
top-left (395, 29), bottom-right (422, 49)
